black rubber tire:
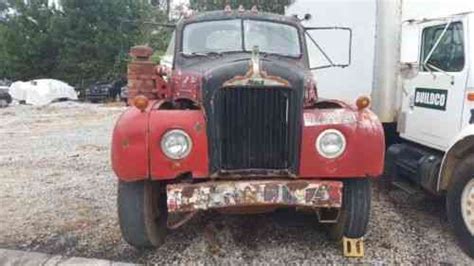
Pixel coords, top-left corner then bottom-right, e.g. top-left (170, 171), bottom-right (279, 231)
top-left (446, 155), bottom-right (474, 258)
top-left (329, 179), bottom-right (371, 240)
top-left (118, 180), bottom-right (167, 248)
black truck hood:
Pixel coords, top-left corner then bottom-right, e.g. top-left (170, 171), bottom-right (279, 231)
top-left (177, 54), bottom-right (308, 93)
top-left (184, 55), bottom-right (306, 175)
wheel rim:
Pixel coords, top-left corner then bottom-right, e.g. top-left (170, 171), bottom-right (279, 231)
top-left (461, 178), bottom-right (474, 235)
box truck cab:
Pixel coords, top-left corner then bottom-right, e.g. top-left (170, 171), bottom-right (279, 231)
top-left (399, 14), bottom-right (473, 151)
top-left (389, 12), bottom-right (474, 257)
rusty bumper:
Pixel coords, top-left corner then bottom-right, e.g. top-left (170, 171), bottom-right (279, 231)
top-left (167, 180), bottom-right (343, 213)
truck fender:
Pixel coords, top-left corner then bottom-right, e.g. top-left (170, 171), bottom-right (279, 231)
top-left (438, 125), bottom-right (474, 191)
top-left (112, 107), bottom-right (151, 182)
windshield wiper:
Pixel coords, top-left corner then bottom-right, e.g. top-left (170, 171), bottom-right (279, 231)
top-left (260, 51), bottom-right (295, 58)
top-left (181, 50), bottom-right (295, 59)
top-left (180, 51), bottom-right (223, 57)
top-left (426, 62), bottom-right (454, 79)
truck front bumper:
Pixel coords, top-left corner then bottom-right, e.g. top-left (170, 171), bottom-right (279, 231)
top-left (167, 179), bottom-right (343, 213)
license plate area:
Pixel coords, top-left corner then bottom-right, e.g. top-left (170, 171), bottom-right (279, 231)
top-left (167, 180), bottom-right (343, 213)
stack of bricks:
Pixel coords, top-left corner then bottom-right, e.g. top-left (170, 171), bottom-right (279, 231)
top-left (127, 45), bottom-right (167, 104)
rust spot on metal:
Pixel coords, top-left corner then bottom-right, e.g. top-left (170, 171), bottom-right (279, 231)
top-left (303, 109), bottom-right (357, 127)
top-left (181, 186), bottom-right (196, 198)
top-left (166, 179), bottom-right (342, 213)
top-left (286, 181), bottom-right (308, 191)
top-left (171, 162), bottom-right (181, 170)
top-left (121, 139), bottom-right (129, 148)
top-left (194, 122), bottom-right (203, 132)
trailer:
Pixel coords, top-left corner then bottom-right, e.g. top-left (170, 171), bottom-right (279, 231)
top-left (287, 0), bottom-right (474, 258)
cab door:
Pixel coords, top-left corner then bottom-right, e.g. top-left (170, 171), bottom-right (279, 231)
top-left (400, 19), bottom-right (468, 151)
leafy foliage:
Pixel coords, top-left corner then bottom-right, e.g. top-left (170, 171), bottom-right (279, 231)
top-left (189, 0), bottom-right (294, 15)
top-left (0, 0), bottom-right (171, 86)
top-left (0, 0), bottom-right (294, 86)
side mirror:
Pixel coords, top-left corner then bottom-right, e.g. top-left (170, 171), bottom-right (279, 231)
top-left (400, 22), bottom-right (421, 64)
top-left (400, 22), bottom-right (421, 79)
top-left (305, 27), bottom-right (352, 70)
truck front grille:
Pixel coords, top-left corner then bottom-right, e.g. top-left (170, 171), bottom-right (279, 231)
top-left (215, 87), bottom-right (295, 170)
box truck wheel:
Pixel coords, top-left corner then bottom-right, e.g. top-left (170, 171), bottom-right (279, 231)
top-left (447, 155), bottom-right (474, 258)
top-left (329, 179), bottom-right (371, 240)
top-left (118, 180), bottom-right (167, 248)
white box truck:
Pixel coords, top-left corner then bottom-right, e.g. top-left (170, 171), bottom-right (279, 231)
top-left (287, 0), bottom-right (474, 257)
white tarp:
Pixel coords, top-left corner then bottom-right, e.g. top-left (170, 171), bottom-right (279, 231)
top-left (9, 79), bottom-right (78, 105)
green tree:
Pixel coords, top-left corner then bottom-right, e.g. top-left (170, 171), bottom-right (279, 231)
top-left (0, 0), bottom-right (171, 85)
top-left (0, 0), bottom-right (60, 80)
top-left (53, 0), bottom-right (166, 86)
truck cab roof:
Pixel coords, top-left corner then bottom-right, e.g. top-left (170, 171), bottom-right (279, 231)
top-left (180, 10), bottom-right (301, 26)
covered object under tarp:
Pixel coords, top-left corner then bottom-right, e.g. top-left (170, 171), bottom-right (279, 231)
top-left (9, 79), bottom-right (78, 105)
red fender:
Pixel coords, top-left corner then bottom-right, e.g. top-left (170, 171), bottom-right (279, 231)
top-left (112, 105), bottom-right (209, 182)
top-left (299, 108), bottom-right (385, 178)
top-left (148, 110), bottom-right (209, 180)
top-left (111, 107), bottom-right (150, 182)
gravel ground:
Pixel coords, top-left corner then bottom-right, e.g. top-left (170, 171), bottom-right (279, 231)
top-left (0, 102), bottom-right (472, 264)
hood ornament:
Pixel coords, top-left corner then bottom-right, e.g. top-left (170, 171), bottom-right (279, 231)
top-left (251, 45), bottom-right (261, 79)
top-left (223, 46), bottom-right (291, 87)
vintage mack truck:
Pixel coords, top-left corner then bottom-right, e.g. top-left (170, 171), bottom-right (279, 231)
top-left (112, 7), bottom-right (385, 256)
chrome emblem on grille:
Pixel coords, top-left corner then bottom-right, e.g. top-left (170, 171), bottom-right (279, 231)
top-left (222, 46), bottom-right (291, 87)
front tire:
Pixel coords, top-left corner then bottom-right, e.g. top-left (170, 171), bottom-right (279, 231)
top-left (118, 180), bottom-right (167, 248)
top-left (447, 155), bottom-right (474, 258)
top-left (329, 179), bottom-right (371, 240)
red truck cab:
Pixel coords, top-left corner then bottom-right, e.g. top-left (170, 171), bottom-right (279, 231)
top-left (112, 7), bottom-right (384, 255)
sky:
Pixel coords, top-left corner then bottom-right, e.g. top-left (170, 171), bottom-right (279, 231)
top-left (172, 0), bottom-right (190, 8)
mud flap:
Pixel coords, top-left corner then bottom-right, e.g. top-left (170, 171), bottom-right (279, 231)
top-left (342, 237), bottom-right (364, 258)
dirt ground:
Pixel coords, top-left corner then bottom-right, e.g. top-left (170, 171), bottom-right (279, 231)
top-left (0, 102), bottom-right (472, 264)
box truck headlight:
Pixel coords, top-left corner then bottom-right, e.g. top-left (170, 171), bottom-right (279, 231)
top-left (161, 129), bottom-right (192, 160)
top-left (316, 129), bottom-right (346, 159)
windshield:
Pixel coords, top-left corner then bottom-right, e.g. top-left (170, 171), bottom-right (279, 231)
top-left (182, 19), bottom-right (301, 57)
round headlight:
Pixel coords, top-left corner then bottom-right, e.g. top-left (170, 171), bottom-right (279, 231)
top-left (316, 129), bottom-right (346, 159)
top-left (160, 129), bottom-right (192, 160)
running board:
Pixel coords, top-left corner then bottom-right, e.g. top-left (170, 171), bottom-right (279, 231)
top-left (392, 180), bottom-right (419, 195)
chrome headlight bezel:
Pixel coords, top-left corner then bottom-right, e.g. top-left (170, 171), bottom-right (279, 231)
top-left (315, 129), bottom-right (346, 159)
top-left (160, 129), bottom-right (193, 160)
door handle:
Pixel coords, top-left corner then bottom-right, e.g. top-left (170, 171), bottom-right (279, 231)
top-left (409, 95), bottom-right (415, 109)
